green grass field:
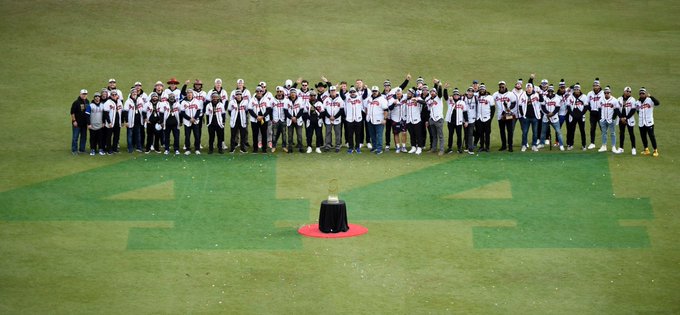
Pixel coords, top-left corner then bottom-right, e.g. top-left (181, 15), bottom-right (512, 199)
top-left (1, 0), bottom-right (679, 314)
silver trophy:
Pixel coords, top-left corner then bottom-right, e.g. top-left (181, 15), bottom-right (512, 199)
top-left (327, 179), bottom-right (339, 203)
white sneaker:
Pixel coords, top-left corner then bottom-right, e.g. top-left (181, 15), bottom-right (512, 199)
top-left (195, 150), bottom-right (201, 155)
top-left (632, 148), bottom-right (637, 156)
top-left (521, 145), bottom-right (527, 152)
top-left (385, 145), bottom-right (390, 151)
top-left (184, 150), bottom-right (191, 155)
top-left (415, 147), bottom-right (422, 155)
top-left (175, 150), bottom-right (180, 155)
top-left (537, 144), bottom-right (544, 149)
top-left (150, 145), bottom-right (155, 151)
top-left (545, 140), bottom-right (550, 145)
top-left (408, 147), bottom-right (417, 154)
top-left (367, 143), bottom-right (373, 150)
top-left (359, 143), bottom-right (363, 148)
top-left (587, 143), bottom-right (596, 149)
top-left (559, 145), bottom-right (565, 151)
top-left (200, 145), bottom-right (204, 150)
top-left (618, 148), bottom-right (625, 154)
top-left (164, 150), bottom-right (169, 155)
top-left (315, 147), bottom-right (322, 154)
top-left (531, 145), bottom-right (538, 152)
top-left (598, 145), bottom-right (607, 152)
top-left (271, 147), bottom-right (276, 153)
top-left (183, 145), bottom-right (186, 150)
top-left (306, 146), bottom-right (312, 154)
top-left (612, 147), bottom-right (622, 154)
top-left (567, 145), bottom-right (573, 151)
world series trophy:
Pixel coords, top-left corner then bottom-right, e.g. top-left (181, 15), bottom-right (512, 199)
top-left (327, 179), bottom-right (339, 203)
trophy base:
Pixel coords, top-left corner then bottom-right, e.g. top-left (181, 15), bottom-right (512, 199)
top-left (327, 196), bottom-right (339, 204)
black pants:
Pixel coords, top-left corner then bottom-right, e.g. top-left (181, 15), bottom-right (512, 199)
top-left (288, 124), bottom-right (303, 150)
top-left (589, 111), bottom-right (601, 144)
top-left (567, 119), bottom-right (586, 148)
top-left (164, 126), bottom-right (180, 151)
top-left (384, 118), bottom-right (393, 147)
top-left (251, 121), bottom-right (268, 152)
top-left (478, 120), bottom-right (491, 150)
top-left (619, 123), bottom-right (636, 149)
top-left (230, 124), bottom-right (247, 152)
top-left (447, 122), bottom-right (463, 150)
top-left (363, 116), bottom-right (371, 144)
top-left (208, 124), bottom-right (224, 152)
top-left (343, 120), bottom-right (350, 146)
top-left (347, 121), bottom-right (362, 150)
top-left (139, 125), bottom-right (146, 151)
top-left (463, 122), bottom-right (475, 150)
top-left (145, 125), bottom-right (161, 151)
top-left (407, 122), bottom-right (422, 148)
top-left (89, 128), bottom-right (104, 152)
top-left (103, 127), bottom-right (113, 153)
top-left (184, 124), bottom-right (200, 151)
top-left (639, 125), bottom-right (657, 150)
top-left (498, 119), bottom-right (515, 149)
top-left (305, 120), bottom-right (324, 148)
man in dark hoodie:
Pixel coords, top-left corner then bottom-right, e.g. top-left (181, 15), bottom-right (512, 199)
top-left (70, 89), bottom-right (89, 154)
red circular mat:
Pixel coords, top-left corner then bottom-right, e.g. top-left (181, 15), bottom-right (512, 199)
top-left (298, 223), bottom-right (368, 238)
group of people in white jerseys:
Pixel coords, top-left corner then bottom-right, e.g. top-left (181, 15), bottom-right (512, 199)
top-left (70, 74), bottom-right (661, 157)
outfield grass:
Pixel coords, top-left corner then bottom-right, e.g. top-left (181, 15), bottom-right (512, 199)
top-left (1, 0), bottom-right (679, 314)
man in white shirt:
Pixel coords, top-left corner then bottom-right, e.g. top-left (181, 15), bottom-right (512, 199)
top-left (365, 86), bottom-right (389, 154)
top-left (598, 86), bottom-right (622, 154)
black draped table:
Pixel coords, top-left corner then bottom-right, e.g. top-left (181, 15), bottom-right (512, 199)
top-left (318, 200), bottom-right (349, 233)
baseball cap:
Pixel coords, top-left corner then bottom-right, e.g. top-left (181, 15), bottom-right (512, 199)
top-left (371, 86), bottom-right (379, 92)
top-left (394, 87), bottom-right (402, 93)
top-left (215, 78), bottom-right (222, 84)
top-left (235, 89), bottom-right (242, 95)
top-left (134, 81), bottom-right (142, 86)
top-left (541, 79), bottom-right (548, 86)
top-left (94, 92), bottom-right (101, 97)
top-left (573, 83), bottom-right (581, 90)
top-left (329, 85), bottom-right (337, 91)
top-left (383, 80), bottom-right (391, 86)
top-left (472, 80), bottom-right (479, 84)
top-left (624, 86), bottom-right (632, 92)
top-left (416, 77), bottom-right (424, 84)
top-left (467, 87), bottom-right (473, 92)
top-left (110, 90), bottom-right (118, 95)
top-left (498, 81), bottom-right (506, 85)
top-left (349, 87), bottom-right (357, 93)
top-left (237, 79), bottom-right (245, 84)
top-left (525, 83), bottom-right (533, 89)
top-left (276, 86), bottom-right (284, 92)
top-left (155, 81), bottom-right (163, 86)
top-left (604, 86), bottom-right (611, 93)
top-left (285, 79), bottom-right (293, 87)
top-left (108, 78), bottom-right (116, 83)
top-left (255, 86), bottom-right (263, 92)
top-left (639, 87), bottom-right (647, 93)
top-left (194, 79), bottom-right (203, 85)
top-left (80, 89), bottom-right (88, 94)
top-left (260, 81), bottom-right (267, 87)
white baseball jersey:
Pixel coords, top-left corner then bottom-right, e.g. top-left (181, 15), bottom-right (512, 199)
top-left (477, 94), bottom-right (495, 122)
top-left (542, 95), bottom-right (561, 123)
top-left (445, 98), bottom-right (466, 126)
top-left (405, 98), bottom-right (422, 124)
top-left (463, 95), bottom-right (478, 122)
top-left (567, 94), bottom-right (588, 123)
top-left (559, 92), bottom-right (570, 116)
top-left (587, 90), bottom-right (604, 112)
top-left (103, 98), bottom-right (123, 126)
top-left (599, 96), bottom-right (620, 123)
top-left (618, 96), bottom-right (637, 127)
top-left (365, 94), bottom-right (388, 125)
top-left (205, 101), bottom-right (226, 128)
top-left (323, 95), bottom-right (344, 125)
top-left (637, 97), bottom-right (656, 127)
top-left (511, 89), bottom-right (524, 117)
top-left (519, 92), bottom-right (542, 120)
top-left (207, 88), bottom-right (228, 104)
top-left (228, 98), bottom-right (249, 128)
top-left (161, 101), bottom-right (181, 129)
top-left (344, 95), bottom-right (364, 123)
top-left (124, 97), bottom-right (144, 128)
top-left (285, 97), bottom-right (305, 127)
top-left (144, 101), bottom-right (161, 127)
top-left (426, 94), bottom-right (444, 121)
top-left (192, 90), bottom-right (208, 105)
top-left (248, 96), bottom-right (270, 123)
top-left (270, 97), bottom-right (287, 123)
top-left (515, 91), bottom-right (529, 119)
top-left (389, 94), bottom-right (407, 122)
top-left (493, 91), bottom-right (517, 120)
top-left (180, 98), bottom-right (202, 127)
top-left (307, 100), bottom-right (324, 128)
top-left (230, 88), bottom-right (252, 105)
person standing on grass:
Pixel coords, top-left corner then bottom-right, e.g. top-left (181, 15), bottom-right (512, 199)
top-left (323, 85), bottom-right (344, 153)
top-left (123, 88), bottom-right (143, 153)
top-left (598, 86), bottom-right (622, 154)
top-left (161, 91), bottom-right (181, 155)
top-left (248, 86), bottom-right (271, 153)
top-left (106, 79), bottom-right (122, 101)
top-left (70, 89), bottom-right (89, 154)
top-left (285, 89), bottom-right (305, 153)
top-left (131, 82), bottom-right (147, 148)
top-left (419, 81), bottom-right (444, 155)
top-left (304, 91), bottom-right (324, 154)
top-left (556, 79), bottom-right (570, 146)
top-left (538, 85), bottom-right (565, 151)
top-left (636, 87), bottom-right (660, 157)
top-left (404, 88), bottom-right (423, 155)
top-left (566, 83), bottom-right (588, 151)
top-left (86, 92), bottom-right (105, 155)
top-left (270, 86), bottom-right (288, 153)
top-left (365, 86), bottom-right (389, 154)
top-left (144, 92), bottom-right (162, 153)
top-left (493, 81), bottom-right (517, 152)
top-left (477, 84), bottom-right (494, 152)
top-left (231, 79), bottom-right (252, 148)
top-left (586, 78), bottom-right (604, 150)
top-left (388, 87), bottom-right (408, 153)
top-left (182, 79), bottom-right (209, 150)
top-left (445, 87), bottom-right (465, 154)
top-left (103, 90), bottom-right (123, 154)
top-left (462, 86), bottom-right (478, 153)
top-left (205, 92), bottom-right (226, 154)
top-left (151, 81), bottom-right (164, 101)
top-left (344, 86), bottom-right (364, 154)
top-left (181, 89), bottom-right (202, 155)
top-left (382, 74), bottom-right (411, 151)
top-left (618, 87), bottom-right (638, 155)
top-left (519, 83), bottom-right (543, 152)
top-left (228, 89), bottom-right (248, 154)
top-left (162, 77), bottom-right (181, 103)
